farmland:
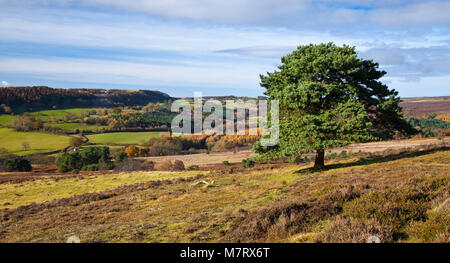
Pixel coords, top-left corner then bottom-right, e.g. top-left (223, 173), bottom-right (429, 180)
top-left (29, 108), bottom-right (96, 121)
top-left (0, 128), bottom-right (69, 155)
top-left (0, 147), bottom-right (448, 243)
top-left (87, 132), bottom-right (162, 145)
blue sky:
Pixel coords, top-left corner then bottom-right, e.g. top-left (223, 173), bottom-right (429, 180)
top-left (0, 1), bottom-right (449, 97)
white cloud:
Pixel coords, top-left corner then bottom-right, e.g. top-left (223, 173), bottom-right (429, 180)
top-left (0, 1), bottom-right (449, 96)
top-left (1, 80), bottom-right (9, 87)
top-left (0, 57), bottom-right (271, 90)
top-left (370, 1), bottom-right (450, 27)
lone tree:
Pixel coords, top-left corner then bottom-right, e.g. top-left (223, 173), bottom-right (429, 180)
top-left (255, 43), bottom-right (414, 168)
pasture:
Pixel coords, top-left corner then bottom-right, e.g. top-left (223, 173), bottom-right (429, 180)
top-left (29, 108), bottom-right (96, 121)
top-left (44, 122), bottom-right (109, 132)
top-left (0, 128), bottom-right (69, 155)
top-left (0, 114), bottom-right (15, 126)
top-left (87, 131), bottom-right (161, 145)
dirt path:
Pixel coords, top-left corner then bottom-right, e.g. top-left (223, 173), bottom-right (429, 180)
top-left (137, 137), bottom-right (449, 167)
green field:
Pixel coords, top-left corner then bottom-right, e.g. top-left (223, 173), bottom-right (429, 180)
top-left (86, 131), bottom-right (161, 145)
top-left (1, 108), bottom-right (102, 127)
top-left (29, 108), bottom-right (97, 121)
top-left (0, 128), bottom-right (69, 155)
top-left (0, 114), bottom-right (15, 126)
top-left (44, 122), bottom-right (109, 132)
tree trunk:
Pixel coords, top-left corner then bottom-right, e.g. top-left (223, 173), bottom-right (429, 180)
top-left (314, 149), bottom-right (325, 169)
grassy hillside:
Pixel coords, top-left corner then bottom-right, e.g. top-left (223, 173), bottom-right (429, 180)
top-left (87, 132), bottom-right (162, 145)
top-left (0, 128), bottom-right (69, 155)
top-left (0, 171), bottom-right (201, 210)
top-left (28, 108), bottom-right (93, 121)
top-left (0, 148), bottom-right (448, 243)
top-left (0, 86), bottom-right (173, 110)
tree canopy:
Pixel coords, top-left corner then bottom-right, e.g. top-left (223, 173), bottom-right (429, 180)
top-left (255, 43), bottom-right (414, 168)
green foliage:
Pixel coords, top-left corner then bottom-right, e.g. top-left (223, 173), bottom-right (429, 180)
top-left (115, 151), bottom-right (128, 164)
top-left (187, 165), bottom-right (199, 171)
top-left (222, 160), bottom-right (231, 166)
top-left (82, 164), bottom-right (99, 171)
top-left (256, 43), bottom-right (413, 167)
top-left (87, 132), bottom-right (161, 145)
top-left (326, 152), bottom-right (337, 160)
top-left (57, 152), bottom-right (82, 173)
top-left (80, 146), bottom-right (110, 166)
top-left (2, 157), bottom-right (32, 172)
top-left (109, 110), bottom-right (176, 129)
top-left (0, 86), bottom-right (172, 111)
top-left (289, 155), bottom-right (303, 164)
top-left (57, 146), bottom-right (111, 173)
top-left (241, 158), bottom-right (255, 168)
top-left (407, 114), bottom-right (450, 130)
top-left (339, 150), bottom-right (348, 158)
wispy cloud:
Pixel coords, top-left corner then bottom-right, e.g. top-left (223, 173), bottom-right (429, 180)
top-left (0, 1), bottom-right (449, 97)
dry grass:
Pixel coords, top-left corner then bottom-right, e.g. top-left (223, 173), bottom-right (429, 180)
top-left (0, 148), bottom-right (448, 243)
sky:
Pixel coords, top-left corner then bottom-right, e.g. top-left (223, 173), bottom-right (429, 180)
top-left (0, 0), bottom-right (449, 97)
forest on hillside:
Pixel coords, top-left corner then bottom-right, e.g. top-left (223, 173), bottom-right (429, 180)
top-left (0, 86), bottom-right (173, 111)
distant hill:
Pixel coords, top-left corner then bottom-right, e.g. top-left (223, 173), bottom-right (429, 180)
top-left (400, 96), bottom-right (450, 118)
top-left (0, 86), bottom-right (173, 111)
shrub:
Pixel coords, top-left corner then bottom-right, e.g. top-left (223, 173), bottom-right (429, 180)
top-left (2, 158), bottom-right (32, 172)
top-left (339, 150), bottom-right (349, 158)
top-left (81, 146), bottom-right (110, 165)
top-left (71, 169), bottom-right (80, 174)
top-left (57, 146), bottom-right (111, 173)
top-left (187, 165), bottom-right (199, 171)
top-left (172, 160), bottom-right (185, 171)
top-left (406, 208), bottom-right (450, 242)
top-left (57, 152), bottom-right (82, 172)
top-left (82, 164), bottom-right (99, 171)
top-left (289, 155), bottom-right (303, 164)
top-left (241, 158), bottom-right (255, 168)
top-left (222, 160), bottom-right (231, 166)
top-left (315, 215), bottom-right (393, 243)
top-left (115, 151), bottom-right (128, 163)
top-left (343, 189), bottom-right (430, 238)
top-left (224, 185), bottom-right (366, 242)
top-left (326, 152), bottom-right (337, 160)
top-left (155, 160), bottom-right (173, 171)
top-left (99, 162), bottom-right (115, 171)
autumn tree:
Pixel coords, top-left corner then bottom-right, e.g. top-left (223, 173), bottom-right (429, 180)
top-left (12, 115), bottom-right (42, 131)
top-left (125, 145), bottom-right (140, 157)
top-left (255, 43), bottom-right (413, 168)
